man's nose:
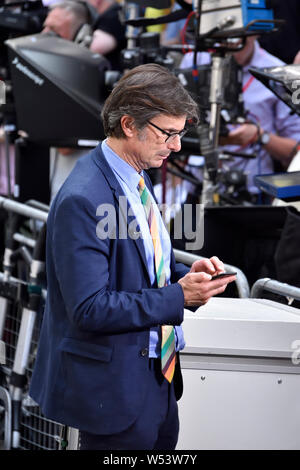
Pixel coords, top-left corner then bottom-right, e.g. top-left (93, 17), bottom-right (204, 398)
top-left (167, 135), bottom-right (181, 152)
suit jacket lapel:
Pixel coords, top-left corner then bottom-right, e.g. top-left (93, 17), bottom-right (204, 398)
top-left (92, 144), bottom-right (151, 285)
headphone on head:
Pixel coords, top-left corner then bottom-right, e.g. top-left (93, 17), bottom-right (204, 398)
top-left (72, 1), bottom-right (99, 46)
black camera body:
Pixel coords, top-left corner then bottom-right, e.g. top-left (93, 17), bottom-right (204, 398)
top-left (0, 1), bottom-right (47, 131)
top-left (121, 32), bottom-right (175, 71)
top-left (6, 33), bottom-right (110, 146)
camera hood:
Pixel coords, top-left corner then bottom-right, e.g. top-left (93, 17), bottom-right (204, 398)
top-left (6, 34), bottom-right (110, 146)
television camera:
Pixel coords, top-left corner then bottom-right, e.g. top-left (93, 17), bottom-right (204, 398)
top-left (123, 0), bottom-right (283, 206)
top-left (0, 0), bottom-right (47, 122)
top-left (249, 63), bottom-right (300, 201)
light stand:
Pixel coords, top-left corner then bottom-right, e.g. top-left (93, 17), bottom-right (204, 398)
top-left (201, 51), bottom-right (227, 206)
top-left (194, 13), bottom-right (283, 206)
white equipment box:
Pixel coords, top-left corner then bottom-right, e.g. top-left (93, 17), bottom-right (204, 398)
top-left (198, 0), bottom-right (274, 36)
top-left (177, 298), bottom-right (300, 450)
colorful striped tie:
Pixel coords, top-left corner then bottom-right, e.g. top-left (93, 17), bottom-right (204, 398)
top-left (138, 176), bottom-right (176, 383)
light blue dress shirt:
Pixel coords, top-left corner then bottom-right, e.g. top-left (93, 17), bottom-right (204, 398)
top-left (180, 41), bottom-right (300, 194)
top-left (102, 140), bottom-right (185, 357)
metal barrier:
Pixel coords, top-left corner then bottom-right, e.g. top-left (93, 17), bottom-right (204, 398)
top-left (251, 278), bottom-right (300, 304)
top-left (0, 197), bottom-right (48, 223)
top-left (1, 297), bottom-right (62, 450)
top-left (174, 249), bottom-right (250, 298)
top-left (0, 197), bottom-right (250, 450)
top-left (0, 197), bottom-right (64, 450)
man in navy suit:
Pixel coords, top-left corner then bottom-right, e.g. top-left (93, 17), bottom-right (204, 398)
top-left (29, 63), bottom-right (236, 450)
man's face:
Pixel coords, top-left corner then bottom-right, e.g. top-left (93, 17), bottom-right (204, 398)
top-left (42, 8), bottom-right (74, 40)
top-left (233, 36), bottom-right (257, 66)
top-left (128, 114), bottom-right (187, 172)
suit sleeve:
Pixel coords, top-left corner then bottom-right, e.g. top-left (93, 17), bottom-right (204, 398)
top-left (52, 194), bottom-right (185, 334)
top-left (172, 262), bottom-right (190, 282)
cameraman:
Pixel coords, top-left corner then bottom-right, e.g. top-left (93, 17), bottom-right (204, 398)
top-left (42, 0), bottom-right (125, 69)
top-left (86, 0), bottom-right (126, 70)
top-left (180, 36), bottom-right (300, 200)
top-left (42, 1), bottom-right (88, 39)
top-left (42, 1), bottom-right (125, 199)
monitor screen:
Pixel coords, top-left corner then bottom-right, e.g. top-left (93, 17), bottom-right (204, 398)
top-left (255, 171), bottom-right (300, 201)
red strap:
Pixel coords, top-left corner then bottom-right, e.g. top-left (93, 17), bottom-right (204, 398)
top-left (243, 76), bottom-right (255, 93)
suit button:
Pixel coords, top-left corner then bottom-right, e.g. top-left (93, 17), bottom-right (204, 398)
top-left (140, 348), bottom-right (148, 357)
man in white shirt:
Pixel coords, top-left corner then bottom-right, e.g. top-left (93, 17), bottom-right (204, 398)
top-left (180, 36), bottom-right (300, 196)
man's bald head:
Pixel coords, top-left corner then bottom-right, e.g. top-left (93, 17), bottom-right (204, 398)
top-left (43, 1), bottom-right (88, 40)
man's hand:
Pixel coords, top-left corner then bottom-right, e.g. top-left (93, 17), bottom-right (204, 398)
top-left (220, 124), bottom-right (259, 147)
top-left (178, 256), bottom-right (236, 306)
top-left (189, 256), bottom-right (225, 275)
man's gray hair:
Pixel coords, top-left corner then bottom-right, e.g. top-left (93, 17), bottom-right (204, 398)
top-left (101, 63), bottom-right (199, 138)
top-left (50, 1), bottom-right (89, 31)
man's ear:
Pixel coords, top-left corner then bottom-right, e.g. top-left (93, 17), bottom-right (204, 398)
top-left (120, 115), bottom-right (136, 138)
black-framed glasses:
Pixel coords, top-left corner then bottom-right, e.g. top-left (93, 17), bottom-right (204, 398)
top-left (147, 121), bottom-right (187, 143)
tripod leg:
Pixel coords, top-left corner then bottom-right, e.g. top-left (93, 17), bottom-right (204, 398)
top-left (0, 385), bottom-right (12, 449)
top-left (9, 306), bottom-right (37, 449)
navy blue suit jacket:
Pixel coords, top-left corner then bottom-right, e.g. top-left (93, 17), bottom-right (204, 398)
top-left (30, 144), bottom-right (189, 435)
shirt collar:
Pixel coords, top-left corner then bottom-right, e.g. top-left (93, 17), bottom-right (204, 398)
top-left (101, 139), bottom-right (143, 193)
top-left (243, 40), bottom-right (264, 73)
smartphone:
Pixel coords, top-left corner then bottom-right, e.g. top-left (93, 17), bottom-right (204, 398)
top-left (211, 272), bottom-right (237, 280)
